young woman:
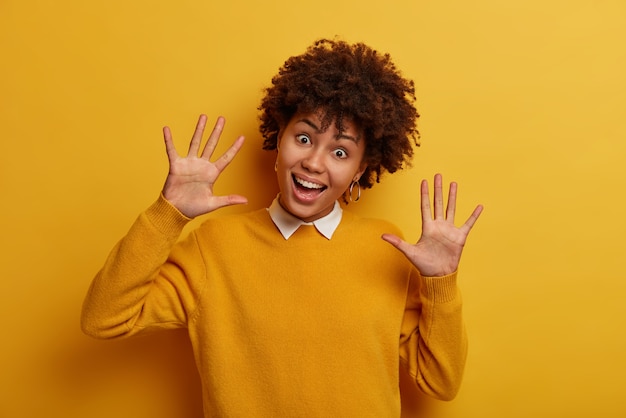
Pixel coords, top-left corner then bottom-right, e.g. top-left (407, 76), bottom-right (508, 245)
top-left (82, 39), bottom-right (483, 417)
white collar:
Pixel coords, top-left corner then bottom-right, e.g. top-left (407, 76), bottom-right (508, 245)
top-left (267, 195), bottom-right (343, 240)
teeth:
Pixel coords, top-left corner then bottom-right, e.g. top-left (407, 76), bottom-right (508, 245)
top-left (295, 176), bottom-right (324, 189)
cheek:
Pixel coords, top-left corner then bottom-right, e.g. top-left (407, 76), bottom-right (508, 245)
top-left (277, 144), bottom-right (300, 168)
top-left (327, 165), bottom-right (356, 189)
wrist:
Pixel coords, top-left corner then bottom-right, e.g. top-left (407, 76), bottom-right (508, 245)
top-left (419, 271), bottom-right (459, 303)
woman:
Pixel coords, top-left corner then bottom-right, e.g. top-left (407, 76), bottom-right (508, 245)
top-left (82, 39), bottom-right (483, 417)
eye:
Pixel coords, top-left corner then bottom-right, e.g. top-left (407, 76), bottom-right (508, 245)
top-left (295, 134), bottom-right (310, 144)
top-left (333, 148), bottom-right (348, 159)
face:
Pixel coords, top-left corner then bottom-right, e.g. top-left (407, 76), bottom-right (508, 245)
top-left (275, 111), bottom-right (367, 223)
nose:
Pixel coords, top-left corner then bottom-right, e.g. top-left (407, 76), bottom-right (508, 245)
top-left (301, 149), bottom-right (325, 173)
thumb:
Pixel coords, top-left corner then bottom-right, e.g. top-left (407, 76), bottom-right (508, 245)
top-left (381, 233), bottom-right (412, 257)
top-left (211, 194), bottom-right (248, 211)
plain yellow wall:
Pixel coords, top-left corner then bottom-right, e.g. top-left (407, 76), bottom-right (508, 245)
top-left (1, 1), bottom-right (625, 417)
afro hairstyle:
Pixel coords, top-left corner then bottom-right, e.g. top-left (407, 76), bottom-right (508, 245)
top-left (258, 38), bottom-right (420, 189)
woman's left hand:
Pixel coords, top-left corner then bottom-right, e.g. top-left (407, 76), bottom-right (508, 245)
top-left (382, 173), bottom-right (483, 277)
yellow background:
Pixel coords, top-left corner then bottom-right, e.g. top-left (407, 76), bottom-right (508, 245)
top-left (1, 0), bottom-right (625, 417)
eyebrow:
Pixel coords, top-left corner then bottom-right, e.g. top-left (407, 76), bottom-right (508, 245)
top-left (297, 118), bottom-right (360, 143)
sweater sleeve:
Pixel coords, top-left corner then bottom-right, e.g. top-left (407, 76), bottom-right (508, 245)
top-left (399, 270), bottom-right (468, 401)
top-left (81, 195), bottom-right (206, 339)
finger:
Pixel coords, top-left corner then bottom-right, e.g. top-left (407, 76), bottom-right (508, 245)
top-left (420, 178), bottom-right (432, 224)
top-left (446, 181), bottom-right (458, 222)
top-left (200, 116), bottom-right (225, 160)
top-left (213, 135), bottom-right (245, 173)
top-left (163, 126), bottom-right (179, 163)
top-left (433, 173), bottom-right (444, 220)
top-left (188, 114), bottom-right (208, 157)
top-left (460, 204), bottom-right (484, 234)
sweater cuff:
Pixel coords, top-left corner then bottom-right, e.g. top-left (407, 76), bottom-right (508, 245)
top-left (420, 271), bottom-right (459, 304)
top-left (142, 193), bottom-right (193, 237)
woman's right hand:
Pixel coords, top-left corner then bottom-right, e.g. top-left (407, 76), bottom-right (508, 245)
top-left (161, 114), bottom-right (248, 218)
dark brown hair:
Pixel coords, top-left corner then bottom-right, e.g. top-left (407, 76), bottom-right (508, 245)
top-left (259, 38), bottom-right (419, 189)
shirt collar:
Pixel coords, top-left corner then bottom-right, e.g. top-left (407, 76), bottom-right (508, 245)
top-left (267, 195), bottom-right (343, 240)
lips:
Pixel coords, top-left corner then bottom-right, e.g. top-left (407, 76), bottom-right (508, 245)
top-left (292, 174), bottom-right (326, 201)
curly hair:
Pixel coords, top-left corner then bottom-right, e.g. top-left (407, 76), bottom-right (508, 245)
top-left (258, 38), bottom-right (420, 189)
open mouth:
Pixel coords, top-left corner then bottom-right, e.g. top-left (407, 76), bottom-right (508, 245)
top-left (292, 174), bottom-right (326, 200)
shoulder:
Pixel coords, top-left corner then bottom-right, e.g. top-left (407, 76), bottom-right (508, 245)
top-left (340, 210), bottom-right (405, 239)
top-left (336, 210), bottom-right (414, 274)
top-left (336, 211), bottom-right (408, 262)
top-left (185, 208), bottom-right (276, 250)
top-left (196, 207), bottom-right (271, 234)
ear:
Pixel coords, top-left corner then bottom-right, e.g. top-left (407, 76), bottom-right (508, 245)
top-left (353, 163), bottom-right (367, 183)
top-left (276, 129), bottom-right (283, 150)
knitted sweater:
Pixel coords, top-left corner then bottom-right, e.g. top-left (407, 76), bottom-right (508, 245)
top-left (81, 195), bottom-right (467, 417)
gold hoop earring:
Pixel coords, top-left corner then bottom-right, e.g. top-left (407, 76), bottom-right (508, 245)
top-left (349, 181), bottom-right (361, 202)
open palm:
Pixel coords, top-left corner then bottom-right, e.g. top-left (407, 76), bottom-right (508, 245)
top-left (161, 114), bottom-right (247, 218)
top-left (382, 174), bottom-right (483, 277)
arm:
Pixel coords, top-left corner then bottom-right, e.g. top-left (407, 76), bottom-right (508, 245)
top-left (81, 115), bottom-right (247, 338)
top-left (81, 196), bottom-right (193, 338)
top-left (383, 174), bottom-right (482, 400)
top-left (399, 270), bottom-right (467, 401)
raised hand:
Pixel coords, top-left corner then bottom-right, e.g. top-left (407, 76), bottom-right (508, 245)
top-left (161, 114), bottom-right (247, 218)
top-left (382, 174), bottom-right (483, 277)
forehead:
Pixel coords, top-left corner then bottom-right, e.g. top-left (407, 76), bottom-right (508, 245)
top-left (289, 111), bottom-right (361, 137)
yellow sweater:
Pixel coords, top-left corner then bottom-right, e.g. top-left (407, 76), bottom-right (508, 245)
top-left (82, 195), bottom-right (467, 417)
